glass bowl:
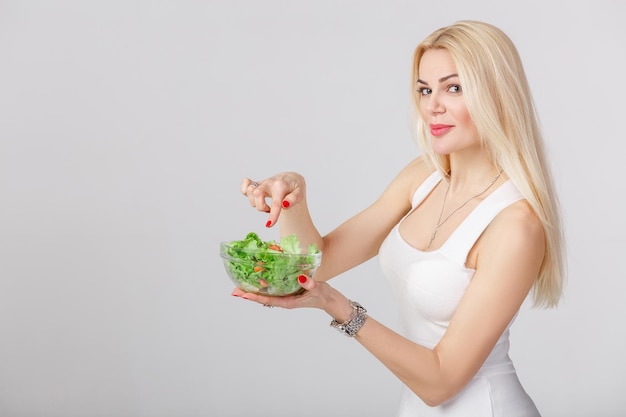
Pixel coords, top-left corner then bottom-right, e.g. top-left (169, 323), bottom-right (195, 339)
top-left (220, 242), bottom-right (322, 296)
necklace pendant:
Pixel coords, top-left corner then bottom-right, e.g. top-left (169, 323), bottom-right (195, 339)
top-left (427, 169), bottom-right (503, 250)
top-left (427, 229), bottom-right (438, 249)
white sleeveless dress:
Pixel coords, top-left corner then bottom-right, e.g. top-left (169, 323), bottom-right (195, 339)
top-left (378, 171), bottom-right (541, 417)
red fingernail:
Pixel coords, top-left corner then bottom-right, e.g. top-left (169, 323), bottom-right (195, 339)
top-left (266, 220), bottom-right (272, 228)
top-left (298, 275), bottom-right (307, 284)
top-left (282, 200), bottom-right (290, 208)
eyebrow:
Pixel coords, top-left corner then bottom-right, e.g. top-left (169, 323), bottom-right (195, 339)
top-left (416, 73), bottom-right (459, 85)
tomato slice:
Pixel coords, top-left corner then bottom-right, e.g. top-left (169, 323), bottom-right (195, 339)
top-left (268, 244), bottom-right (283, 252)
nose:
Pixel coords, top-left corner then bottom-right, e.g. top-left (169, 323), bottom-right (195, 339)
top-left (425, 92), bottom-right (445, 114)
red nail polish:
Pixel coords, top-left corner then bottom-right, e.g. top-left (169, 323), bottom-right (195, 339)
top-left (266, 220), bottom-right (272, 228)
top-left (298, 275), bottom-right (307, 284)
top-left (282, 200), bottom-right (290, 208)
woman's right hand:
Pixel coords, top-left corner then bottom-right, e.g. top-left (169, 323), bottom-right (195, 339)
top-left (240, 172), bottom-right (306, 228)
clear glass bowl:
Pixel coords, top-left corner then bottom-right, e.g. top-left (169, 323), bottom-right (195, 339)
top-left (220, 242), bottom-right (322, 296)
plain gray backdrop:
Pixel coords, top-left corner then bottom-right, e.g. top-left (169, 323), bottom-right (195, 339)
top-left (1, 1), bottom-right (625, 416)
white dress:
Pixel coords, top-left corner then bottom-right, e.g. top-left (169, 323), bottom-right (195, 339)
top-left (378, 171), bottom-right (541, 417)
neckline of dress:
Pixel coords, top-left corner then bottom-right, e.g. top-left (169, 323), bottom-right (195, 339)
top-left (397, 176), bottom-right (512, 254)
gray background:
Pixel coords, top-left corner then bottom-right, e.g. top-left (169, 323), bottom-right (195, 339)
top-left (1, 1), bottom-right (625, 416)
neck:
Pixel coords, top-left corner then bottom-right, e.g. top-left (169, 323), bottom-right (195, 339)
top-left (447, 166), bottom-right (501, 187)
top-left (445, 154), bottom-right (503, 194)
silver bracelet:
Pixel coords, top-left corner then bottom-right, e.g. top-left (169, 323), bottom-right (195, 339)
top-left (330, 300), bottom-right (368, 337)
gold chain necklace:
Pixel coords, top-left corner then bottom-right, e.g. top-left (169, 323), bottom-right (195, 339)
top-left (426, 170), bottom-right (503, 249)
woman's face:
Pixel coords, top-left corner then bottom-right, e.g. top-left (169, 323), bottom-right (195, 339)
top-left (417, 49), bottom-right (479, 155)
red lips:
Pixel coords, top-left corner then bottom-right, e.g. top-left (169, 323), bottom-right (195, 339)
top-left (430, 124), bottom-right (453, 137)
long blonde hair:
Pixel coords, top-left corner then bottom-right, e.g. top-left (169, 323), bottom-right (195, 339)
top-left (411, 20), bottom-right (566, 308)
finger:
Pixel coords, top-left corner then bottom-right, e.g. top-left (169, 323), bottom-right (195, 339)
top-left (279, 182), bottom-right (304, 211)
top-left (251, 187), bottom-right (271, 213)
top-left (242, 178), bottom-right (270, 212)
top-left (241, 178), bottom-right (263, 194)
top-left (297, 274), bottom-right (315, 291)
top-left (264, 178), bottom-right (299, 227)
top-left (265, 196), bottom-right (283, 228)
top-left (231, 288), bottom-right (263, 303)
top-left (231, 288), bottom-right (287, 308)
top-left (241, 178), bottom-right (255, 195)
top-left (231, 288), bottom-right (247, 297)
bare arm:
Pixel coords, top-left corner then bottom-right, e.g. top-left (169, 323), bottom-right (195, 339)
top-left (241, 157), bottom-right (432, 281)
top-left (236, 163), bottom-right (544, 406)
top-left (235, 198), bottom-right (545, 406)
top-left (349, 200), bottom-right (545, 405)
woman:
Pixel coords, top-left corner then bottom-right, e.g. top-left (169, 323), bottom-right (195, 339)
top-left (232, 20), bottom-right (565, 416)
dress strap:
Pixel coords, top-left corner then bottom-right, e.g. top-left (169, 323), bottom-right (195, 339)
top-left (439, 180), bottom-right (525, 266)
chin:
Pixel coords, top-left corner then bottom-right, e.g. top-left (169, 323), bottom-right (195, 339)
top-left (431, 144), bottom-right (453, 156)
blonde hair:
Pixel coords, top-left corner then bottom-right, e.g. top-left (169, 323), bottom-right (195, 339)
top-left (410, 20), bottom-right (566, 308)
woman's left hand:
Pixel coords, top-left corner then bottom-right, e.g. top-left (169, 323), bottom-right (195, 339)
top-left (231, 275), bottom-right (353, 320)
top-left (231, 275), bottom-right (322, 308)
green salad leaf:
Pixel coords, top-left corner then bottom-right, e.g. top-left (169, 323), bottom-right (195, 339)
top-left (223, 232), bottom-right (321, 295)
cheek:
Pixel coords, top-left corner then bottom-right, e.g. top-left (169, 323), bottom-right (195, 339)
top-left (452, 105), bottom-right (475, 130)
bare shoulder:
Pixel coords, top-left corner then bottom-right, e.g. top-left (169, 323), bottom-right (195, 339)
top-left (474, 199), bottom-right (545, 272)
top-left (390, 156), bottom-right (435, 194)
top-left (491, 200), bottom-right (544, 245)
top-left (369, 156), bottom-right (435, 222)
top-left (402, 155), bottom-right (433, 177)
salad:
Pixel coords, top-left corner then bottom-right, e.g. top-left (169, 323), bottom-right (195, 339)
top-left (221, 232), bottom-right (321, 296)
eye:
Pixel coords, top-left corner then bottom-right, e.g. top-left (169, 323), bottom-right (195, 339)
top-left (417, 87), bottom-right (432, 96)
top-left (448, 84), bottom-right (462, 93)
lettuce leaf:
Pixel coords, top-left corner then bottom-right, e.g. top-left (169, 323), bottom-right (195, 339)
top-left (223, 232), bottom-right (320, 295)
